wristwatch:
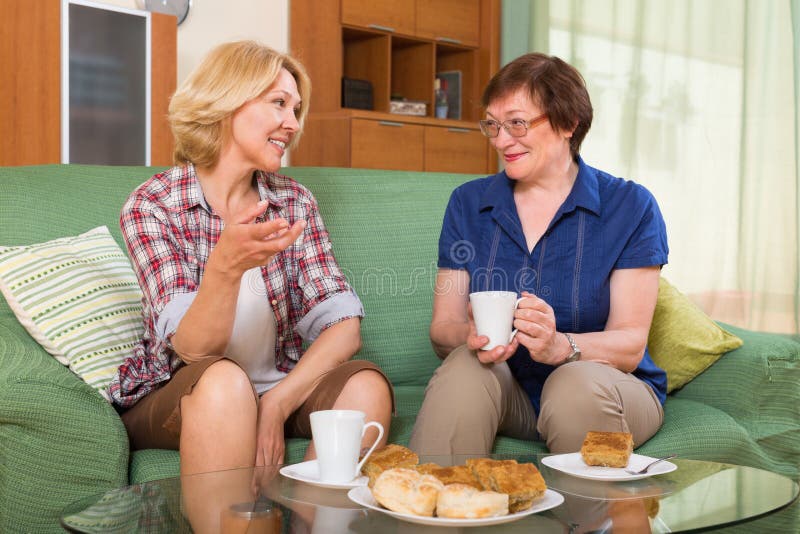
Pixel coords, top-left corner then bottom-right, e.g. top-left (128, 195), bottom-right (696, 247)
top-left (563, 333), bottom-right (581, 364)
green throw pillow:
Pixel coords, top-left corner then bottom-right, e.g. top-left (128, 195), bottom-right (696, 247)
top-left (648, 277), bottom-right (743, 393)
top-left (0, 226), bottom-right (143, 401)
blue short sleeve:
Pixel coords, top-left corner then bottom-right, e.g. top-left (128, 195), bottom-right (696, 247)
top-left (614, 186), bottom-right (669, 270)
top-left (438, 188), bottom-right (469, 271)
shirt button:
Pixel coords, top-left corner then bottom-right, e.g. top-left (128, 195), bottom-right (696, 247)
top-left (271, 299), bottom-right (278, 305)
top-left (278, 336), bottom-right (284, 342)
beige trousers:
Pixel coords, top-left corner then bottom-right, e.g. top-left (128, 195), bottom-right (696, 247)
top-left (409, 345), bottom-right (664, 455)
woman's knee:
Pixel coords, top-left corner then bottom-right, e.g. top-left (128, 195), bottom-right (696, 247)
top-left (188, 358), bottom-right (257, 409)
top-left (541, 362), bottom-right (621, 416)
top-left (336, 369), bottom-right (392, 417)
top-left (538, 362), bottom-right (635, 452)
top-left (340, 368), bottom-right (392, 407)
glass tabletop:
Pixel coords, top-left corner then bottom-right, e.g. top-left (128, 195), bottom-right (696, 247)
top-left (61, 455), bottom-right (798, 533)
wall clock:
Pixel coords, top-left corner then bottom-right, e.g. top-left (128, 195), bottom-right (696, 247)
top-left (138, 0), bottom-right (191, 25)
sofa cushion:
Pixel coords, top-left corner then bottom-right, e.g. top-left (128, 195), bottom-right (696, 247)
top-left (0, 372), bottom-right (129, 532)
top-left (0, 226), bottom-right (143, 400)
top-left (636, 397), bottom-right (770, 466)
top-left (648, 277), bottom-right (743, 393)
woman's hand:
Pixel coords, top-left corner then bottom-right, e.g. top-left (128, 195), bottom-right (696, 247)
top-left (171, 201), bottom-right (307, 362)
top-left (466, 302), bottom-right (520, 364)
top-left (255, 396), bottom-right (288, 467)
top-left (513, 291), bottom-right (566, 365)
top-left (208, 200), bottom-right (306, 280)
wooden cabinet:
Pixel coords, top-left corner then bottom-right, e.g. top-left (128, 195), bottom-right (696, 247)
top-left (300, 112), bottom-right (487, 173)
top-left (351, 119), bottom-right (425, 171)
top-left (424, 126), bottom-right (487, 173)
top-left (416, 0), bottom-right (481, 46)
top-left (0, 0), bottom-right (176, 166)
top-left (341, 0), bottom-right (415, 36)
top-left (0, 0), bottom-right (61, 166)
top-left (291, 0), bottom-right (499, 174)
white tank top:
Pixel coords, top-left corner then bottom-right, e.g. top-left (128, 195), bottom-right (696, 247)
top-left (225, 267), bottom-right (287, 395)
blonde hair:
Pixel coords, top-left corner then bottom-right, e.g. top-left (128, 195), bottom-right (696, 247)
top-left (168, 40), bottom-right (311, 167)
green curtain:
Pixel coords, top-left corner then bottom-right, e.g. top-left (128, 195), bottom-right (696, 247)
top-left (501, 0), bottom-right (800, 334)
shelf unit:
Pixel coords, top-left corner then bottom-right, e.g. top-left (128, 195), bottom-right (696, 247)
top-left (290, 0), bottom-right (500, 174)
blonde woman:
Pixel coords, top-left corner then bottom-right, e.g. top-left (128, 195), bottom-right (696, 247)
top-left (110, 41), bottom-right (392, 480)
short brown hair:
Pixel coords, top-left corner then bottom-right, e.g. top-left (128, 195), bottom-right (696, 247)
top-left (482, 53), bottom-right (592, 160)
top-left (169, 40), bottom-right (311, 167)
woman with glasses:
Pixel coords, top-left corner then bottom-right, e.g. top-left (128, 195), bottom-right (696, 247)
top-left (409, 53), bottom-right (669, 455)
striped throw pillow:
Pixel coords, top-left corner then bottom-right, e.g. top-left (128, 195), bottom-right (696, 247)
top-left (0, 226), bottom-right (143, 401)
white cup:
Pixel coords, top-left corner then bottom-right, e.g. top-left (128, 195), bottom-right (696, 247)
top-left (469, 291), bottom-right (524, 350)
top-left (310, 410), bottom-right (384, 484)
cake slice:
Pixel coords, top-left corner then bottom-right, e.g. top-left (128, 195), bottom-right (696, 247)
top-left (580, 430), bottom-right (634, 467)
top-left (465, 458), bottom-right (518, 489)
top-left (483, 462), bottom-right (547, 513)
top-left (414, 463), bottom-right (482, 489)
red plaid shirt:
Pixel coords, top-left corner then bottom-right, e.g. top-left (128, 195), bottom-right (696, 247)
top-left (109, 165), bottom-right (363, 408)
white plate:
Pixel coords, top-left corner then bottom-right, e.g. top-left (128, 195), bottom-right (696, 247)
top-left (279, 460), bottom-right (368, 490)
top-left (541, 453), bottom-right (677, 482)
top-left (347, 486), bottom-right (564, 527)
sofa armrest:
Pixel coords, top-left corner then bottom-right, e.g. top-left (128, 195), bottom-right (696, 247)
top-left (0, 309), bottom-right (130, 532)
top-left (672, 323), bottom-right (800, 477)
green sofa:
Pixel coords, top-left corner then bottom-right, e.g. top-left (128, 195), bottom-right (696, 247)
top-left (1, 164), bottom-right (798, 532)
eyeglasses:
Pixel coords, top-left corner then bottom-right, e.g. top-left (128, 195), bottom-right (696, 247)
top-left (478, 114), bottom-right (548, 138)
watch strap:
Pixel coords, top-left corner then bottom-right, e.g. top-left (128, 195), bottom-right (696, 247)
top-left (563, 332), bottom-right (581, 363)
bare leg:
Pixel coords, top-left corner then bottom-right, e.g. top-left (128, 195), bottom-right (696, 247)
top-left (179, 360), bottom-right (259, 534)
top-left (304, 369), bottom-right (392, 460)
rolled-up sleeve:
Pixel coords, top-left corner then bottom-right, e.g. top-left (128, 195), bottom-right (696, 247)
top-left (295, 290), bottom-right (364, 342)
top-left (155, 291), bottom-right (197, 343)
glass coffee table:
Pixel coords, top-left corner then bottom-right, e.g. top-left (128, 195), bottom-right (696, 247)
top-left (61, 455), bottom-right (798, 533)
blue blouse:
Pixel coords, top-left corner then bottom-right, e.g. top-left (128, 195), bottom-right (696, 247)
top-left (438, 157), bottom-right (669, 412)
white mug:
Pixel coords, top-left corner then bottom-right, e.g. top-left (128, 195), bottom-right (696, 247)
top-left (469, 291), bottom-right (524, 350)
top-left (310, 410), bottom-right (384, 484)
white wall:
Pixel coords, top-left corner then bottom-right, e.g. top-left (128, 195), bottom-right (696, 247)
top-left (98, 0), bottom-right (289, 85)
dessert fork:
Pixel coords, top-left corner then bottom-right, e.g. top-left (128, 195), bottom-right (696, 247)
top-left (625, 454), bottom-right (677, 475)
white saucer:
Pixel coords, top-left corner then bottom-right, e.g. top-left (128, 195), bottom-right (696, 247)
top-left (541, 453), bottom-right (677, 482)
top-left (347, 486), bottom-right (564, 527)
top-left (279, 460), bottom-right (368, 490)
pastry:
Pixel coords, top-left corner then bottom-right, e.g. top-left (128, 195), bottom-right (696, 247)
top-left (414, 463), bottom-right (482, 489)
top-left (465, 458), bottom-right (546, 512)
top-left (361, 444), bottom-right (419, 487)
top-left (436, 483), bottom-right (509, 519)
top-left (484, 461), bottom-right (546, 512)
top-left (580, 431), bottom-right (634, 468)
top-left (368, 453), bottom-right (547, 518)
top-left (372, 468), bottom-right (444, 517)
top-left (465, 458), bottom-right (518, 489)
top-left (412, 462), bottom-right (441, 475)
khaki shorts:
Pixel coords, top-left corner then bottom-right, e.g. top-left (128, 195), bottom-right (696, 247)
top-left (121, 357), bottom-right (393, 451)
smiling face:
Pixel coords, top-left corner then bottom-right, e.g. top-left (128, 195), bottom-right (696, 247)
top-left (225, 68), bottom-right (302, 173)
top-left (485, 89), bottom-right (575, 183)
